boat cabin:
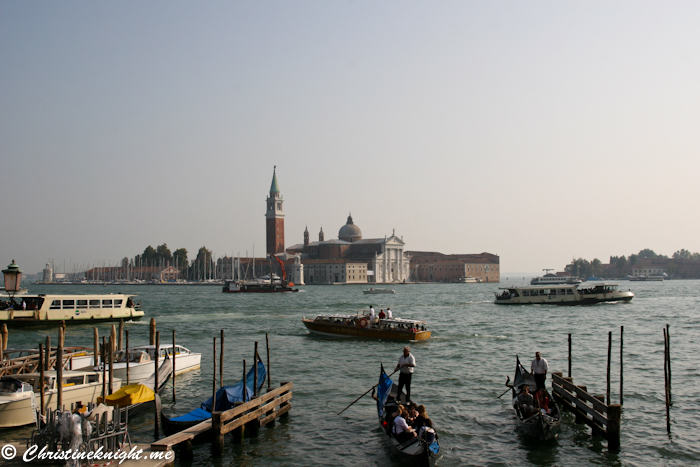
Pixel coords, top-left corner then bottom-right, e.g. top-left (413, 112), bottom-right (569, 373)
top-left (10, 371), bottom-right (102, 391)
top-left (112, 350), bottom-right (151, 364)
top-left (132, 344), bottom-right (192, 359)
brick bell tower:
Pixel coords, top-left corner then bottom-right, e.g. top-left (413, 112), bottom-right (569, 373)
top-left (266, 166), bottom-right (285, 255)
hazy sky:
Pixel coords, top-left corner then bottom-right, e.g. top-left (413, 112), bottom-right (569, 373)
top-left (2, 1), bottom-right (699, 275)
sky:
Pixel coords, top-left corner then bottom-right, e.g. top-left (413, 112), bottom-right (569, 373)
top-left (2, 1), bottom-right (700, 275)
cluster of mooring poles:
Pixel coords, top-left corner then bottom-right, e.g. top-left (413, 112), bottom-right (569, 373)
top-left (554, 329), bottom-right (625, 449)
top-left (151, 331), bottom-right (293, 461)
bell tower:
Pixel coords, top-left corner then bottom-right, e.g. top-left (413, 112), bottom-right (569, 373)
top-left (266, 166), bottom-right (285, 255)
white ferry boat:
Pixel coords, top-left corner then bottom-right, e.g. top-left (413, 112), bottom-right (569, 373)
top-left (457, 276), bottom-right (478, 283)
top-left (0, 293), bottom-right (144, 326)
top-left (362, 288), bottom-right (396, 294)
top-left (494, 283), bottom-right (634, 305)
top-left (530, 274), bottom-right (582, 285)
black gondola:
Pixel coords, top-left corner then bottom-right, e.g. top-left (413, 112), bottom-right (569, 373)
top-left (376, 365), bottom-right (441, 466)
top-left (508, 355), bottom-right (561, 440)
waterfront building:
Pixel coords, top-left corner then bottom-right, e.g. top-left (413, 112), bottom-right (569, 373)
top-left (408, 251), bottom-right (500, 283)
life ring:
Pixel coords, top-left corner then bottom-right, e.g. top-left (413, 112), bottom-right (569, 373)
top-left (358, 318), bottom-right (369, 328)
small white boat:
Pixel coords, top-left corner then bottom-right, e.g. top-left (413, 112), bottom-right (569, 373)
top-left (363, 288), bottom-right (396, 294)
top-left (122, 344), bottom-right (201, 382)
top-left (0, 370), bottom-right (121, 428)
top-left (457, 276), bottom-right (478, 283)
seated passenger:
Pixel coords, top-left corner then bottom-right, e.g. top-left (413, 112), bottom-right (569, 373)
top-left (379, 309), bottom-right (386, 320)
top-left (412, 405), bottom-right (427, 429)
top-left (517, 385), bottom-right (536, 415)
top-left (393, 406), bottom-right (417, 443)
top-left (418, 418), bottom-right (436, 443)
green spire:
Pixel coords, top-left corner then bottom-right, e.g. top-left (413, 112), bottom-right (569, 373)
top-left (270, 166), bottom-right (280, 194)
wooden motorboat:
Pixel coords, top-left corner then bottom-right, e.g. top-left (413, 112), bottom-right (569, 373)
top-left (302, 313), bottom-right (431, 341)
top-left (508, 356), bottom-right (561, 440)
top-left (127, 344), bottom-right (201, 381)
top-left (375, 365), bottom-right (440, 466)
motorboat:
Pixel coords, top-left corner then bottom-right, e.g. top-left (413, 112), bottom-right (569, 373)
top-left (363, 288), bottom-right (396, 294)
top-left (302, 312), bottom-right (430, 341)
top-left (125, 344), bottom-right (201, 381)
top-left (0, 293), bottom-right (144, 326)
top-left (457, 276), bottom-right (478, 283)
top-left (494, 283), bottom-right (634, 305)
top-left (0, 370), bottom-right (121, 428)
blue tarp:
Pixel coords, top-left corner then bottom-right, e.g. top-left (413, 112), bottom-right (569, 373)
top-left (376, 364), bottom-right (394, 418)
top-left (171, 359), bottom-right (267, 423)
top-left (201, 360), bottom-right (267, 412)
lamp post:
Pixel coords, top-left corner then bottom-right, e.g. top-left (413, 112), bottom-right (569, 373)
top-left (2, 260), bottom-right (23, 304)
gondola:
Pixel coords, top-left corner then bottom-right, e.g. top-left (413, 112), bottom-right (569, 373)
top-left (375, 365), bottom-right (440, 466)
top-left (508, 355), bottom-right (561, 440)
top-left (157, 359), bottom-right (266, 438)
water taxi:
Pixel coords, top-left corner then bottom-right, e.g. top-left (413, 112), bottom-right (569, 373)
top-left (0, 293), bottom-right (144, 326)
top-left (494, 283), bottom-right (634, 305)
top-left (0, 370), bottom-right (121, 428)
top-left (125, 344), bottom-right (201, 380)
top-left (302, 313), bottom-right (430, 341)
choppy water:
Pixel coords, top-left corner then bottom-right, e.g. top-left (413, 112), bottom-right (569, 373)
top-left (2, 280), bottom-right (699, 467)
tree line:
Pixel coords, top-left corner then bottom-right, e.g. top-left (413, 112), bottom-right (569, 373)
top-left (565, 248), bottom-right (700, 279)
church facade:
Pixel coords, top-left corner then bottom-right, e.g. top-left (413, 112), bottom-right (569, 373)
top-left (286, 215), bottom-right (411, 284)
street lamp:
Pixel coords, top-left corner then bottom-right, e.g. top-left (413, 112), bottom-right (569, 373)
top-left (2, 259), bottom-right (23, 304)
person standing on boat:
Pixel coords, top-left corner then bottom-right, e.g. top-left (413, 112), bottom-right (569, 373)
top-left (369, 306), bottom-right (377, 327)
top-left (531, 352), bottom-right (548, 390)
top-left (396, 346), bottom-right (415, 402)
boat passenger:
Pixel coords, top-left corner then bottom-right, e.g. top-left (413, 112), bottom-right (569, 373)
top-left (386, 307), bottom-right (393, 319)
top-left (393, 406), bottom-right (417, 443)
top-left (369, 307), bottom-right (378, 326)
top-left (411, 404), bottom-right (427, 429)
top-left (379, 309), bottom-right (386, 320)
top-left (418, 418), bottom-right (436, 443)
top-left (517, 385), bottom-right (536, 415)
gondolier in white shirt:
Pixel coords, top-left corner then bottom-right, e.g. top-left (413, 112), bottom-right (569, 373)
top-left (396, 346), bottom-right (416, 403)
top-left (531, 352), bottom-right (548, 390)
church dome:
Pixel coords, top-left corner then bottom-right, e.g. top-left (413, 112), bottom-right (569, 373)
top-left (338, 214), bottom-right (362, 242)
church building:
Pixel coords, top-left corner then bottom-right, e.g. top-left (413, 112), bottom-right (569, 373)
top-left (287, 214), bottom-right (411, 284)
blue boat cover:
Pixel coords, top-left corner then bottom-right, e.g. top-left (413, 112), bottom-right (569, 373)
top-left (201, 360), bottom-right (267, 412)
top-left (376, 364), bottom-right (394, 418)
top-left (171, 408), bottom-right (212, 423)
top-left (170, 359), bottom-right (267, 423)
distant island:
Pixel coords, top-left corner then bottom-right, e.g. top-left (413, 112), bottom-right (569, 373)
top-left (554, 248), bottom-right (700, 280)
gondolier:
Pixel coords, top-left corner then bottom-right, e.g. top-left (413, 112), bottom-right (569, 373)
top-left (531, 351), bottom-right (548, 390)
top-left (395, 346), bottom-right (415, 402)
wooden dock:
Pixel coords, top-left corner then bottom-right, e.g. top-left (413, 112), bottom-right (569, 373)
top-left (551, 372), bottom-right (621, 448)
top-left (152, 382), bottom-right (292, 458)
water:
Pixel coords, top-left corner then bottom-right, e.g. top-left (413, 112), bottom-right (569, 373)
top-left (2, 280), bottom-right (698, 466)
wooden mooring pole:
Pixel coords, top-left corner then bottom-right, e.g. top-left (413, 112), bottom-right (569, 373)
top-left (666, 323), bottom-right (672, 394)
top-left (220, 330), bottom-right (224, 388)
top-left (568, 333), bottom-right (572, 377)
top-left (154, 331), bottom-right (160, 437)
top-left (57, 327), bottom-right (64, 411)
top-left (149, 318), bottom-right (156, 345)
top-left (620, 325), bottom-right (624, 406)
top-left (266, 333), bottom-right (271, 391)
top-left (108, 334), bottom-right (114, 395)
top-left (93, 328), bottom-right (99, 367)
top-left (39, 343), bottom-right (45, 417)
top-left (126, 330), bottom-right (130, 385)
top-left (45, 335), bottom-right (51, 370)
top-left (212, 337), bottom-right (217, 411)
top-left (172, 330), bottom-right (176, 403)
top-left (118, 319), bottom-right (124, 351)
top-left (607, 331), bottom-right (612, 406)
top-left (663, 327), bottom-right (671, 434)
top-left (2, 324), bottom-right (9, 352)
top-left (101, 337), bottom-right (106, 400)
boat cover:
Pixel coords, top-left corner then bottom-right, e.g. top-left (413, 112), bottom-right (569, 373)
top-left (376, 365), bottom-right (394, 418)
top-left (201, 360), bottom-right (266, 412)
top-left (171, 407), bottom-right (212, 422)
top-left (141, 354), bottom-right (173, 391)
top-left (102, 384), bottom-right (155, 407)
